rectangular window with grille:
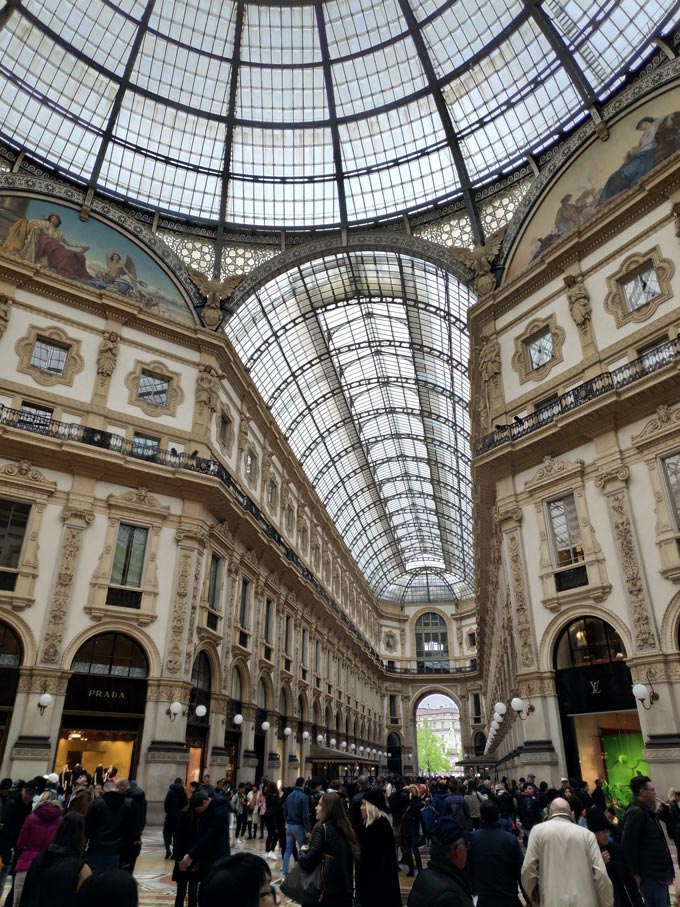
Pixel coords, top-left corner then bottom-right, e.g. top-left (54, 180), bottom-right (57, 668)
top-left (207, 553), bottom-right (221, 614)
top-left (111, 523), bottom-right (148, 587)
top-left (264, 597), bottom-right (273, 643)
top-left (662, 453), bottom-right (680, 531)
top-left (285, 614), bottom-right (292, 656)
top-left (138, 372), bottom-right (169, 406)
top-left (546, 494), bottom-right (585, 567)
top-left (239, 577), bottom-right (250, 628)
top-left (30, 337), bottom-right (69, 375)
top-left (622, 264), bottom-right (661, 311)
top-left (0, 499), bottom-right (30, 591)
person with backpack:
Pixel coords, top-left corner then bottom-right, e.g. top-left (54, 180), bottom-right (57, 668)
top-left (231, 785), bottom-right (248, 845)
top-left (442, 781), bottom-right (472, 831)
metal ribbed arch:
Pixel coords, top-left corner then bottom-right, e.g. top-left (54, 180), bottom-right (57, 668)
top-left (226, 249), bottom-right (475, 600)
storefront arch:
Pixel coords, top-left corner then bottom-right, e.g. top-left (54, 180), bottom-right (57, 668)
top-left (660, 588), bottom-right (680, 652)
top-left (59, 631), bottom-right (149, 781)
top-left (552, 615), bottom-right (643, 784)
top-left (61, 620), bottom-right (160, 678)
top-left (538, 605), bottom-right (634, 674)
top-left (0, 620), bottom-right (22, 767)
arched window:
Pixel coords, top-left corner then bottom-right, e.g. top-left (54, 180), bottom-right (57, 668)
top-left (415, 612), bottom-right (449, 670)
top-left (473, 731), bottom-right (486, 757)
top-left (231, 667), bottom-right (242, 702)
top-left (554, 618), bottom-right (626, 669)
top-left (0, 622), bottom-right (21, 666)
top-left (191, 651), bottom-right (211, 694)
top-left (72, 632), bottom-right (147, 678)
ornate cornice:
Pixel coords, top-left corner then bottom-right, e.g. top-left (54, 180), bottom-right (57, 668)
top-left (524, 456), bottom-right (585, 493)
top-left (632, 404), bottom-right (680, 450)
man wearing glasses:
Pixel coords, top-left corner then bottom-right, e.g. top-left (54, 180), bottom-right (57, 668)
top-left (407, 816), bottom-right (474, 907)
top-left (621, 775), bottom-right (674, 907)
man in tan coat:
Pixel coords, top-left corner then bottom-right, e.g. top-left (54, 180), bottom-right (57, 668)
top-left (521, 798), bottom-right (613, 907)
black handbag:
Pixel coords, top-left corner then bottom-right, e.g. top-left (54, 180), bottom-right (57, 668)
top-left (279, 824), bottom-right (328, 903)
top-left (279, 859), bottom-right (324, 903)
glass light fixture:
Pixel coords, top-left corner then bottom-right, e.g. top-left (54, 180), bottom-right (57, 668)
top-left (330, 738), bottom-right (337, 747)
top-left (168, 700), bottom-right (183, 722)
top-left (317, 734), bottom-right (324, 744)
top-left (494, 702), bottom-right (507, 716)
top-left (194, 704), bottom-right (207, 718)
top-left (37, 692), bottom-right (53, 716)
top-left (261, 721), bottom-right (270, 732)
top-left (302, 730), bottom-right (310, 740)
top-left (284, 726), bottom-right (292, 736)
top-left (233, 713), bottom-right (244, 725)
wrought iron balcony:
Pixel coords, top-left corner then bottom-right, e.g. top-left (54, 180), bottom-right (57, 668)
top-left (474, 336), bottom-right (680, 456)
top-left (384, 659), bottom-right (477, 676)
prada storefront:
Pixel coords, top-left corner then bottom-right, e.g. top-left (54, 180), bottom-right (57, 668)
top-left (55, 632), bottom-right (148, 780)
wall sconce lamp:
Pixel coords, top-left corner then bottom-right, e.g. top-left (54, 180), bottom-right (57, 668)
top-left (511, 697), bottom-right (535, 721)
top-left (284, 726), bottom-right (292, 737)
top-left (233, 713), bottom-right (244, 726)
top-left (350, 743), bottom-right (356, 751)
top-left (341, 740), bottom-right (347, 749)
top-left (37, 683), bottom-right (53, 717)
top-left (261, 721), bottom-right (271, 732)
top-left (633, 672), bottom-right (659, 710)
top-left (302, 730), bottom-right (310, 741)
top-left (167, 701), bottom-right (183, 722)
top-left (167, 702), bottom-right (207, 722)
top-left (330, 738), bottom-right (337, 747)
top-left (316, 734), bottom-right (324, 744)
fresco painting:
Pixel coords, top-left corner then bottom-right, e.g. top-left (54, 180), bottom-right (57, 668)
top-left (0, 196), bottom-right (195, 325)
top-left (507, 89), bottom-right (680, 280)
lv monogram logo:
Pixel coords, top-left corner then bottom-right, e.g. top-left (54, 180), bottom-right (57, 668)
top-left (588, 680), bottom-right (602, 695)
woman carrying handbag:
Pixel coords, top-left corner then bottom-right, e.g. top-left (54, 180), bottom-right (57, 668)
top-left (290, 791), bottom-right (359, 907)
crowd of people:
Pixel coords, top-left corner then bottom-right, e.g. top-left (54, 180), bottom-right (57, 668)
top-left (1, 767), bottom-right (679, 906)
top-left (0, 769), bottom-right (143, 907)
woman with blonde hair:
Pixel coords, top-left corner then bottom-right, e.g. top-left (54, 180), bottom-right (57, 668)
top-left (356, 789), bottom-right (401, 907)
top-left (297, 791), bottom-right (358, 907)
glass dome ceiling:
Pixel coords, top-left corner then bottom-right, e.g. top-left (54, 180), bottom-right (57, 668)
top-left (0, 0), bottom-right (676, 233)
top-left (226, 250), bottom-right (474, 601)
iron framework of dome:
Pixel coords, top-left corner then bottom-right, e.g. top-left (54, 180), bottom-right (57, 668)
top-left (0, 0), bottom-right (677, 237)
top-left (226, 250), bottom-right (474, 601)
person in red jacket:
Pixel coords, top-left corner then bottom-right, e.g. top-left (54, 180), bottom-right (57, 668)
top-left (14, 790), bottom-right (62, 903)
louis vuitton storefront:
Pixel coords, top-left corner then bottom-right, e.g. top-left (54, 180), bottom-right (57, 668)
top-left (555, 618), bottom-right (647, 785)
top-left (55, 632), bottom-right (148, 781)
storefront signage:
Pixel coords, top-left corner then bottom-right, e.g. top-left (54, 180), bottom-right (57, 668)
top-left (556, 661), bottom-right (635, 715)
top-left (64, 673), bottom-right (147, 715)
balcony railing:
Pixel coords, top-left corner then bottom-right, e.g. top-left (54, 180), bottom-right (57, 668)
top-left (384, 660), bottom-right (477, 676)
top-left (474, 337), bottom-right (680, 456)
top-left (0, 403), bottom-right (382, 665)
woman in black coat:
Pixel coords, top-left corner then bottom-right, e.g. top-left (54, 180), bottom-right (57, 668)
top-left (21, 813), bottom-right (91, 907)
top-left (355, 789), bottom-right (402, 907)
top-left (297, 791), bottom-right (359, 907)
top-left (262, 781), bottom-right (280, 858)
top-left (401, 785), bottom-right (423, 876)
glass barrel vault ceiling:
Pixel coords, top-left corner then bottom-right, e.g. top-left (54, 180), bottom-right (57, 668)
top-left (226, 251), bottom-right (474, 603)
top-left (0, 0), bottom-right (676, 231)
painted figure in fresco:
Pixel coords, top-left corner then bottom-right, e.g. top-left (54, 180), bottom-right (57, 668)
top-left (1, 213), bottom-right (92, 280)
top-left (99, 251), bottom-right (147, 299)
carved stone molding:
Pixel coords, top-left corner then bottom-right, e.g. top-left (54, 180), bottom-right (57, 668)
top-left (125, 359), bottom-right (185, 418)
top-left (0, 459), bottom-right (57, 494)
top-left (506, 533), bottom-right (536, 669)
top-left (594, 464), bottom-right (630, 490)
top-left (146, 679), bottom-right (192, 702)
top-left (632, 404), bottom-right (680, 450)
top-left (494, 505), bottom-right (523, 526)
top-left (606, 490), bottom-right (657, 651)
top-left (518, 673), bottom-right (556, 698)
top-left (511, 314), bottom-right (566, 385)
top-left (17, 667), bottom-right (70, 695)
top-left (0, 293), bottom-right (12, 339)
top-left (16, 324), bottom-right (85, 387)
top-left (524, 456), bottom-right (585, 493)
top-left (165, 550), bottom-right (193, 676)
top-left (41, 509), bottom-right (94, 663)
top-left (604, 245), bottom-right (674, 328)
top-left (96, 331), bottom-right (119, 386)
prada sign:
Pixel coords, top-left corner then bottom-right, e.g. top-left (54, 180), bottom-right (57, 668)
top-left (64, 673), bottom-right (147, 715)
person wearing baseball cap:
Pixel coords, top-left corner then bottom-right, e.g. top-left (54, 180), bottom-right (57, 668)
top-left (407, 816), bottom-right (473, 906)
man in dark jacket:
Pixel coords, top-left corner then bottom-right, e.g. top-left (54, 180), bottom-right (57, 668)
top-left (407, 815), bottom-right (473, 907)
top-left (163, 777), bottom-right (188, 859)
top-left (177, 791), bottom-right (223, 880)
top-left (592, 778), bottom-right (607, 811)
top-left (621, 775), bottom-right (674, 907)
top-left (0, 781), bottom-right (34, 899)
top-left (586, 806), bottom-right (643, 907)
top-left (84, 780), bottom-right (137, 873)
top-left (467, 799), bottom-right (524, 907)
top-left (282, 776), bottom-right (310, 878)
top-left (117, 778), bottom-right (147, 872)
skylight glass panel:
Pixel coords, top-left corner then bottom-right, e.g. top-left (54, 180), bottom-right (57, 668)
top-left (331, 39), bottom-right (428, 119)
top-left (238, 65), bottom-right (327, 124)
top-left (132, 33), bottom-right (232, 113)
top-left (419, 0), bottom-right (523, 76)
top-left (25, 0), bottom-right (138, 76)
top-left (324, 0), bottom-right (406, 57)
top-left (149, 0), bottom-right (237, 56)
top-left (241, 4), bottom-right (320, 66)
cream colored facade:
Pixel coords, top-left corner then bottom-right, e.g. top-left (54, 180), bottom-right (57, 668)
top-left (471, 83), bottom-right (680, 792)
top-left (0, 239), bottom-right (476, 812)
